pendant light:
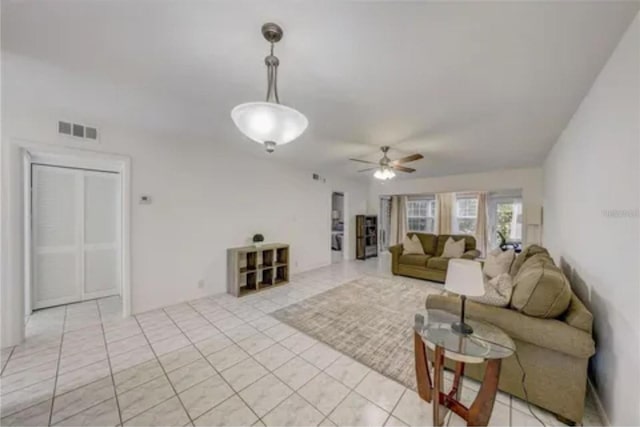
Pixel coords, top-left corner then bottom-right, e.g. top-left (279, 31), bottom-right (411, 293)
top-left (231, 23), bottom-right (308, 153)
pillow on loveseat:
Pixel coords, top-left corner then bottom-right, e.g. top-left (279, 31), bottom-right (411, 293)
top-left (402, 234), bottom-right (425, 255)
top-left (511, 264), bottom-right (571, 318)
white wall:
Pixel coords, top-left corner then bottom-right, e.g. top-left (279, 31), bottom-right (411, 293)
top-left (368, 167), bottom-right (543, 245)
top-left (1, 102), bottom-right (367, 348)
top-left (543, 13), bottom-right (640, 426)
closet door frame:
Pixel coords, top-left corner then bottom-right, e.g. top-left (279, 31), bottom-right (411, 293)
top-left (22, 144), bottom-right (131, 319)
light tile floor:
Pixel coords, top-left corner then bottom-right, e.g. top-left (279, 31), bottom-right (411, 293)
top-left (1, 255), bottom-right (602, 426)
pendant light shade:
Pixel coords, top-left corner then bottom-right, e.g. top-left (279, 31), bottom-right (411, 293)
top-left (231, 102), bottom-right (308, 152)
top-left (231, 23), bottom-right (308, 153)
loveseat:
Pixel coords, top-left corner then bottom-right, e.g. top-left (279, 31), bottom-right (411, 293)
top-left (389, 233), bottom-right (480, 282)
top-left (426, 245), bottom-right (595, 424)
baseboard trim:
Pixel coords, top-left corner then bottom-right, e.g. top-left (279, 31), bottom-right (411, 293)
top-left (587, 378), bottom-right (610, 426)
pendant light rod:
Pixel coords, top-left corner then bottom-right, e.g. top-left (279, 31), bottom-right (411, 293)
top-left (262, 23), bottom-right (283, 104)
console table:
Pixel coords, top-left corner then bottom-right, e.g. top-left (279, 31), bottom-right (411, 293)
top-left (227, 243), bottom-right (289, 297)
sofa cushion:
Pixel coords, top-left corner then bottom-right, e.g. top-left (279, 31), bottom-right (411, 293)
top-left (519, 253), bottom-right (555, 272)
top-left (399, 254), bottom-right (431, 267)
top-left (509, 244), bottom-right (550, 276)
top-left (402, 235), bottom-right (425, 255)
top-left (470, 273), bottom-right (513, 307)
top-left (427, 256), bottom-right (450, 271)
top-left (436, 235), bottom-right (476, 256)
top-left (408, 233), bottom-right (438, 255)
top-left (483, 248), bottom-right (515, 278)
top-left (511, 264), bottom-right (572, 318)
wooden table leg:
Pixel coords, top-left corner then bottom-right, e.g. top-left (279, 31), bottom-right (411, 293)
top-left (467, 359), bottom-right (502, 426)
top-left (433, 345), bottom-right (445, 427)
top-left (414, 331), bottom-right (432, 402)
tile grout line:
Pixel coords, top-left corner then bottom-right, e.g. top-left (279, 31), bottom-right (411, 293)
top-left (132, 314), bottom-right (196, 426)
top-left (0, 346), bottom-right (16, 376)
top-left (189, 288), bottom-right (397, 426)
top-left (163, 305), bottom-right (266, 426)
top-left (46, 305), bottom-right (68, 426)
top-left (97, 298), bottom-right (125, 426)
top-left (194, 303), bottom-right (371, 424)
top-left (383, 388), bottom-right (408, 427)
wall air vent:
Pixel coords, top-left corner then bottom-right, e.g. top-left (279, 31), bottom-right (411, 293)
top-left (58, 121), bottom-right (99, 142)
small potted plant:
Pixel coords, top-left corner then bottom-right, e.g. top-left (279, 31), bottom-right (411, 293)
top-left (253, 233), bottom-right (264, 248)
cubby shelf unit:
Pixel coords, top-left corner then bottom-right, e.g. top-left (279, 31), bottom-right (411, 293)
top-left (227, 243), bottom-right (290, 297)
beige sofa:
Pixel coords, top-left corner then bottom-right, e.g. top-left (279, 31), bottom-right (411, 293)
top-left (426, 245), bottom-right (595, 424)
top-left (389, 233), bottom-right (480, 282)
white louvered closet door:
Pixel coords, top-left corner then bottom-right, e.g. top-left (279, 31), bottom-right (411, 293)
top-left (32, 165), bottom-right (121, 309)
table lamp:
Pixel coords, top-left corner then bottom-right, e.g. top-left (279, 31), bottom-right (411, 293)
top-left (444, 259), bottom-right (485, 335)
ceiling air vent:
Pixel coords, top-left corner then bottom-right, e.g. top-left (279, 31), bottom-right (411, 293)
top-left (58, 121), bottom-right (99, 142)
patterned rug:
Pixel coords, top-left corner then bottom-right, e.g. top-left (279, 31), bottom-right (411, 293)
top-left (272, 275), bottom-right (443, 390)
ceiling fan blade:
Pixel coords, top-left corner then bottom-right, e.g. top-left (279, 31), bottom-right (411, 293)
top-left (391, 153), bottom-right (423, 165)
top-left (358, 167), bottom-right (378, 173)
top-left (349, 158), bottom-right (377, 165)
top-left (392, 165), bottom-right (416, 173)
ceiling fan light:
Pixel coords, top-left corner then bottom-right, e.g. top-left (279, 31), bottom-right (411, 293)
top-left (374, 167), bottom-right (396, 180)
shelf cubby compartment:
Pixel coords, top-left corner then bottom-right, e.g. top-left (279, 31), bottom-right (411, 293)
top-left (261, 249), bottom-right (274, 267)
top-left (239, 271), bottom-right (258, 296)
top-left (276, 247), bottom-right (289, 265)
top-left (275, 265), bottom-right (288, 284)
top-left (260, 268), bottom-right (274, 287)
top-left (245, 251), bottom-right (258, 271)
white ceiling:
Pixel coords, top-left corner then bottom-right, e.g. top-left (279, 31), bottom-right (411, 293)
top-left (3, 1), bottom-right (639, 179)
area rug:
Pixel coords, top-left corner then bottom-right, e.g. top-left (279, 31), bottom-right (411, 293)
top-left (271, 275), bottom-right (444, 390)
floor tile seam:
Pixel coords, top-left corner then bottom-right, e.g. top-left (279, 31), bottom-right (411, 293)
top-left (132, 314), bottom-right (195, 426)
top-left (47, 305), bottom-right (69, 426)
top-left (168, 305), bottom-right (266, 425)
top-left (98, 297), bottom-right (125, 427)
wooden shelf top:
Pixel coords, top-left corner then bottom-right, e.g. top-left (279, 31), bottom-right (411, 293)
top-left (229, 243), bottom-right (289, 252)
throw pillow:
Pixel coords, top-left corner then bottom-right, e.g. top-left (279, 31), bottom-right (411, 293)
top-left (441, 237), bottom-right (465, 258)
top-left (470, 273), bottom-right (513, 307)
top-left (510, 264), bottom-right (572, 318)
top-left (483, 248), bottom-right (515, 278)
top-left (509, 244), bottom-right (550, 276)
top-left (402, 235), bottom-right (425, 255)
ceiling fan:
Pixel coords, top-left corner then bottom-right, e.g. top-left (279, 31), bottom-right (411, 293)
top-left (349, 146), bottom-right (423, 180)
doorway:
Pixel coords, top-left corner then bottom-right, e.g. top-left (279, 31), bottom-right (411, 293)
top-left (31, 164), bottom-right (122, 309)
top-left (331, 192), bottom-right (344, 264)
top-left (379, 196), bottom-right (391, 251)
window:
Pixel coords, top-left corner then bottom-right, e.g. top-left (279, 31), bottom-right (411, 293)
top-left (407, 199), bottom-right (436, 233)
top-left (490, 198), bottom-right (522, 247)
top-left (455, 196), bottom-right (478, 234)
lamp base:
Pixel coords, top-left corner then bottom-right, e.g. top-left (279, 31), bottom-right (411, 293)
top-left (451, 321), bottom-right (474, 336)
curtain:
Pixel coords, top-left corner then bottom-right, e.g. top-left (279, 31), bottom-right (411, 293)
top-left (436, 193), bottom-right (454, 234)
top-left (476, 192), bottom-right (488, 256)
top-left (389, 195), bottom-right (407, 245)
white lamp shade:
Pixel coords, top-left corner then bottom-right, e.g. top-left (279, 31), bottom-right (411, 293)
top-left (444, 259), bottom-right (485, 297)
top-left (231, 102), bottom-right (308, 146)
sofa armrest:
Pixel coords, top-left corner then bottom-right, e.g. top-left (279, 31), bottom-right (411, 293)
top-left (389, 244), bottom-right (403, 275)
top-left (426, 294), bottom-right (595, 359)
top-left (460, 249), bottom-right (481, 260)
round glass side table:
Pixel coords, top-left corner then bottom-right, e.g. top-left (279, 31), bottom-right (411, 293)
top-left (414, 309), bottom-right (515, 427)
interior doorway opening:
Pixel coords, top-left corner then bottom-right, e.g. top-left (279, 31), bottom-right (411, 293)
top-left (331, 192), bottom-right (344, 264)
